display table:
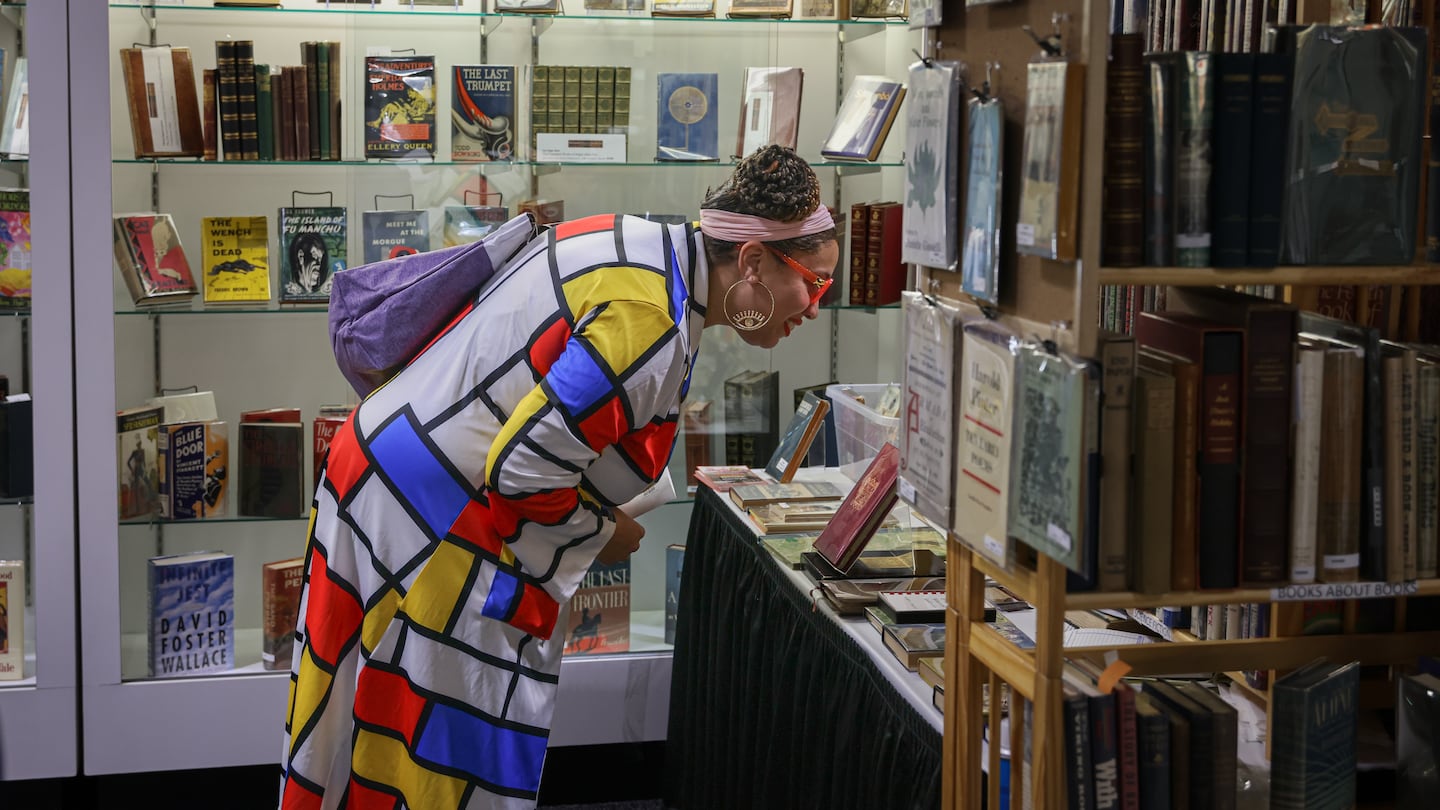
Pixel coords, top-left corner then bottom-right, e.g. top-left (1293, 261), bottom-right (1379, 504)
top-left (665, 479), bottom-right (943, 810)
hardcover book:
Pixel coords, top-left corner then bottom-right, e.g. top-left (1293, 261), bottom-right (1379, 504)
top-left (451, 65), bottom-right (515, 163)
top-left (1271, 660), bottom-right (1360, 810)
top-left (1398, 671), bottom-right (1440, 808)
top-left (313, 404), bottom-right (353, 489)
top-left (147, 551), bottom-right (235, 677)
top-left (692, 465), bottom-right (772, 492)
top-left (112, 213), bottom-right (199, 307)
top-left (882, 623), bottom-right (944, 670)
top-left (820, 75), bottom-right (907, 162)
top-left (364, 55), bottom-right (438, 159)
top-left (494, 0), bottom-right (561, 11)
top-left (811, 442), bottom-right (901, 572)
top-left (901, 60), bottom-right (960, 269)
top-left (961, 97), bottom-right (1003, 303)
top-left (749, 501), bottom-right (842, 534)
top-left (443, 205), bottom-right (509, 246)
top-left (729, 479), bottom-right (843, 509)
top-left (899, 292), bottom-right (962, 527)
top-left (0, 188), bottom-right (30, 309)
top-left (585, 0), bottom-right (646, 11)
top-left (1279, 25), bottom-right (1424, 264)
top-left (362, 209), bottom-right (431, 265)
top-left (1, 57), bottom-right (28, 157)
top-left (117, 404), bottom-right (164, 520)
top-left (1174, 52), bottom-right (1214, 267)
top-left (763, 392), bottom-right (830, 483)
top-left (564, 559), bottom-right (630, 655)
top-left (157, 420), bottom-right (228, 520)
top-left (656, 73), bottom-right (720, 162)
top-left (0, 559), bottom-right (22, 680)
top-left (850, 0), bottom-right (905, 15)
top-left (278, 206), bottom-right (347, 304)
top-left (119, 46), bottom-right (205, 158)
top-left (0, 395), bottom-right (31, 498)
top-left (199, 216), bottom-right (270, 304)
top-left (653, 0), bottom-right (716, 14)
top-left (1008, 342), bottom-right (1095, 574)
top-left (954, 319), bottom-right (1019, 566)
top-left (727, 0), bottom-right (793, 16)
top-left (261, 557), bottom-right (304, 671)
top-left (238, 408), bottom-right (305, 519)
top-left (664, 543), bottom-right (684, 644)
top-left (736, 67), bottom-right (803, 158)
top-left (1016, 60), bottom-right (1086, 261)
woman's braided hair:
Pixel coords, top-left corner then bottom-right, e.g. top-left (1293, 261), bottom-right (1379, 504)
top-left (700, 144), bottom-right (838, 264)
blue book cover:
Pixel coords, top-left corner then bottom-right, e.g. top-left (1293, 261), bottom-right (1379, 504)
top-left (452, 64), bottom-right (515, 163)
top-left (147, 551), bottom-right (235, 677)
top-left (656, 73), bottom-right (719, 161)
top-left (961, 97), bottom-right (1003, 303)
top-left (820, 75), bottom-right (906, 161)
top-left (362, 209), bottom-right (430, 265)
top-left (665, 543), bottom-right (685, 644)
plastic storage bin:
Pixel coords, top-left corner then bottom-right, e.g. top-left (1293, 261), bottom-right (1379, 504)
top-left (826, 383), bottom-right (900, 481)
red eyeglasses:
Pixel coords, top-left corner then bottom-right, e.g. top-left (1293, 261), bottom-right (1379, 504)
top-left (765, 246), bottom-right (833, 305)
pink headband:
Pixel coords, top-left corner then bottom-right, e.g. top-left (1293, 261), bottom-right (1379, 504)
top-left (698, 206), bottom-right (835, 243)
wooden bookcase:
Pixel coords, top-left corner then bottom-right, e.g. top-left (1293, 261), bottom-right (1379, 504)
top-left (924, 0), bottom-right (1440, 807)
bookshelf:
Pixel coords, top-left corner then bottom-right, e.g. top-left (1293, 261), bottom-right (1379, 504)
top-left (925, 0), bottom-right (1440, 809)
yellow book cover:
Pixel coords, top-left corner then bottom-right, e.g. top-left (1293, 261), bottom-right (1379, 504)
top-left (200, 216), bottom-right (271, 304)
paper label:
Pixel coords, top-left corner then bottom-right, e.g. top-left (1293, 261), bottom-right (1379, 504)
top-left (1015, 222), bottom-right (1035, 247)
top-left (983, 534), bottom-right (1005, 559)
top-left (535, 133), bottom-right (628, 162)
top-left (741, 90), bottom-right (774, 156)
top-left (1270, 580), bottom-right (1419, 602)
top-left (1045, 521), bottom-right (1071, 552)
top-left (1322, 553), bottom-right (1360, 569)
top-left (898, 477), bottom-right (917, 504)
top-left (140, 47), bottom-right (184, 153)
top-left (1289, 566), bottom-right (1315, 583)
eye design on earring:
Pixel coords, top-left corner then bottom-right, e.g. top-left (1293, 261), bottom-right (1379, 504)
top-left (724, 279), bottom-right (775, 332)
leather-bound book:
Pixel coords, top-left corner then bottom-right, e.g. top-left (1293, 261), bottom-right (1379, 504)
top-left (1102, 33), bottom-right (1145, 268)
top-left (1210, 52), bottom-right (1254, 269)
top-left (119, 47), bottom-right (206, 159)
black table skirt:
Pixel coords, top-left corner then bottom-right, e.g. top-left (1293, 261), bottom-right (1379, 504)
top-left (665, 487), bottom-right (943, 810)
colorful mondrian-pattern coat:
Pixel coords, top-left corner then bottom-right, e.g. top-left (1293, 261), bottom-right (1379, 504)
top-left (281, 215), bottom-right (708, 810)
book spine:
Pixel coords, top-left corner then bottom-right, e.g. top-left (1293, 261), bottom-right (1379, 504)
top-left (849, 203), bottom-right (869, 306)
top-left (1064, 691), bottom-right (1094, 810)
top-left (1174, 52), bottom-right (1213, 268)
top-left (1290, 348), bottom-right (1323, 583)
top-left (873, 203), bottom-right (904, 306)
top-left (328, 41), bottom-right (342, 160)
top-left (1417, 366), bottom-right (1439, 578)
top-left (295, 64), bottom-right (311, 164)
top-left (255, 66), bottom-right (272, 162)
top-left (1385, 356), bottom-right (1407, 583)
top-left (1090, 692), bottom-right (1121, 810)
top-left (1102, 34), bottom-right (1145, 268)
top-left (279, 68), bottom-right (295, 162)
top-left (1172, 361), bottom-right (1201, 591)
top-left (1134, 706), bottom-right (1170, 809)
top-left (317, 42), bottom-right (332, 164)
top-left (1115, 687), bottom-right (1140, 810)
top-left (865, 206), bottom-right (884, 306)
top-left (1210, 52), bottom-right (1254, 269)
top-left (1196, 332), bottom-right (1242, 589)
top-left (216, 41), bottom-right (241, 161)
top-left (1132, 372), bottom-right (1175, 594)
top-left (1099, 337), bottom-right (1136, 590)
top-left (1143, 55), bottom-right (1175, 266)
top-left (1403, 354), bottom-right (1417, 582)
top-left (202, 68), bottom-right (218, 162)
top-left (1361, 332), bottom-right (1389, 583)
top-left (1319, 349), bottom-right (1364, 582)
top-left (1239, 308), bottom-right (1295, 584)
top-left (235, 40), bottom-right (259, 160)
top-left (305, 42), bottom-right (321, 160)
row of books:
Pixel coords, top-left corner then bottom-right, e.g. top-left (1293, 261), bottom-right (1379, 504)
top-left (182, 0), bottom-right (909, 18)
top-left (122, 45), bottom-right (906, 166)
top-left (117, 391), bottom-right (353, 521)
top-left (1101, 25), bottom-right (1426, 268)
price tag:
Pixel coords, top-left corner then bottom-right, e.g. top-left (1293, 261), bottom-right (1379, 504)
top-left (1046, 522), bottom-right (1072, 552)
top-left (898, 477), bottom-right (917, 504)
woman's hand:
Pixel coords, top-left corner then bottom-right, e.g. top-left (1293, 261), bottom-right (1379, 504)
top-left (595, 508), bottom-right (645, 565)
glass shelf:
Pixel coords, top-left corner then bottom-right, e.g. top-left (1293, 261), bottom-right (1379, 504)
top-left (0, 306), bottom-right (28, 317)
top-left (824, 302), bottom-right (899, 311)
top-left (109, 2), bottom-right (905, 25)
top-left (114, 158), bottom-right (905, 170)
top-left (119, 514), bottom-right (309, 526)
top-left (0, 495), bottom-right (32, 506)
top-left (116, 304), bottom-right (329, 315)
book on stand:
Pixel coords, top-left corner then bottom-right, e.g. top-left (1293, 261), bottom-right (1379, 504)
top-left (564, 559), bottom-right (630, 655)
top-left (0, 188), bottom-right (30, 310)
top-left (656, 73), bottom-right (719, 162)
top-left (279, 206), bottom-right (347, 304)
top-left (364, 55), bottom-right (438, 160)
top-left (811, 442), bottom-right (901, 572)
top-left (119, 47), bottom-right (205, 159)
top-left (199, 216), bottom-right (271, 304)
top-left (452, 65), bottom-right (516, 163)
top-left (820, 75), bottom-right (907, 162)
top-left (1016, 59), bottom-right (1085, 262)
top-left (0, 559), bottom-right (22, 680)
top-left (313, 404), bottom-right (354, 489)
top-left (736, 67), bottom-right (803, 157)
top-left (157, 421), bottom-right (228, 520)
top-left (763, 391), bottom-right (829, 483)
top-left (148, 551), bottom-right (235, 677)
top-left (112, 213), bottom-right (199, 308)
top-left (117, 404), bottom-right (164, 520)
top-left (238, 408), bottom-right (305, 519)
top-left (262, 557), bottom-right (305, 671)
top-left (362, 208), bottom-right (431, 264)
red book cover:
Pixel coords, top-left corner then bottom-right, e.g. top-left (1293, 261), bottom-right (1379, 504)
top-left (313, 407), bottom-right (353, 489)
top-left (241, 408), bottom-right (302, 424)
top-left (812, 442), bottom-right (901, 572)
top-left (262, 557), bottom-right (305, 671)
top-left (118, 214), bottom-right (198, 298)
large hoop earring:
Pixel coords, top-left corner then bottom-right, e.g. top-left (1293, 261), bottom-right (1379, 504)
top-left (724, 279), bottom-right (775, 331)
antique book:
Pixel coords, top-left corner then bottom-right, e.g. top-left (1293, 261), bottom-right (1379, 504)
top-left (876, 589), bottom-right (945, 624)
top-left (682, 399), bottom-right (714, 488)
top-left (313, 404), bottom-right (353, 489)
top-left (797, 0), bottom-right (849, 16)
top-left (278, 206), bottom-right (347, 304)
top-left (961, 96), bottom-right (1003, 303)
top-left (1247, 51), bottom-right (1292, 267)
top-left (953, 319), bottom-right (1019, 566)
top-left (820, 75), bottom-right (907, 162)
top-left (693, 465), bottom-right (771, 492)
top-left (1095, 333), bottom-right (1135, 592)
top-left (1016, 59), bottom-right (1086, 262)
top-left (0, 559), bottom-right (22, 680)
top-left (117, 404), bottom-right (164, 520)
top-left (0, 188), bottom-right (29, 310)
top-left (882, 624), bottom-right (944, 670)
top-left (1101, 34), bottom-right (1144, 268)
top-left (748, 501), bottom-right (841, 534)
top-left (585, 0), bottom-right (646, 9)
top-left (1008, 343), bottom-right (1095, 574)
top-left (899, 293), bottom-right (962, 527)
top-left (863, 202), bottom-right (905, 306)
top-left (364, 55), bottom-right (437, 159)
top-left (1381, 344), bottom-right (1419, 583)
top-left (238, 409), bottom-right (305, 519)
top-left (362, 208), bottom-right (431, 264)
top-left (1143, 680), bottom-right (1217, 810)
top-left (901, 60), bottom-right (960, 269)
top-left (664, 544), bottom-right (684, 644)
top-left (656, 73), bottom-right (719, 161)
top-left (814, 575), bottom-right (943, 615)
top-left (1174, 51), bottom-right (1214, 267)
top-left (1278, 25), bottom-right (1424, 264)
top-left (652, 0), bottom-right (716, 15)
top-left (1415, 355), bottom-right (1440, 578)
top-left (1142, 53), bottom-right (1177, 266)
top-left (1313, 341), bottom-right (1366, 583)
top-left (147, 551), bottom-right (235, 677)
top-left (1210, 52), bottom-right (1253, 268)
top-left (452, 65), bottom-right (516, 162)
top-left (1271, 660), bottom-right (1360, 810)
top-left (729, 480), bottom-right (843, 509)
top-left (1398, 672), bottom-right (1440, 808)
top-left (442, 205), bottom-right (509, 247)
top-left (763, 392), bottom-right (829, 483)
top-left (850, 0), bottom-right (906, 16)
top-left (1289, 344), bottom-right (1324, 583)
top-left (261, 557), bottom-right (304, 671)
top-left (1131, 365), bottom-right (1175, 594)
top-left (564, 559), bottom-right (630, 655)
top-left (119, 47), bottom-right (205, 158)
top-left (761, 534), bottom-right (821, 569)
top-left (736, 67), bottom-right (803, 157)
top-left (494, 0), bottom-right (561, 11)
top-left (1134, 312), bottom-right (1243, 589)
top-left (157, 420), bottom-right (229, 520)
top-left (199, 216), bottom-right (271, 304)
top-left (727, 0), bottom-right (794, 17)
top-left (811, 442), bottom-right (901, 571)
top-left (112, 213), bottom-right (199, 308)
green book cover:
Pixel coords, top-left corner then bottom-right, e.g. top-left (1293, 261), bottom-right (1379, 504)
top-left (1271, 661), bottom-right (1359, 810)
top-left (316, 42), bottom-right (331, 163)
top-left (278, 206), bottom-right (347, 303)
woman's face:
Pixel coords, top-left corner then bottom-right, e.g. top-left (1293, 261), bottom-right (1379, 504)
top-left (732, 239), bottom-right (839, 349)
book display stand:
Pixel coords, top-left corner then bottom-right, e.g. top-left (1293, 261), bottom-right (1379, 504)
top-left (921, 0), bottom-right (1440, 807)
